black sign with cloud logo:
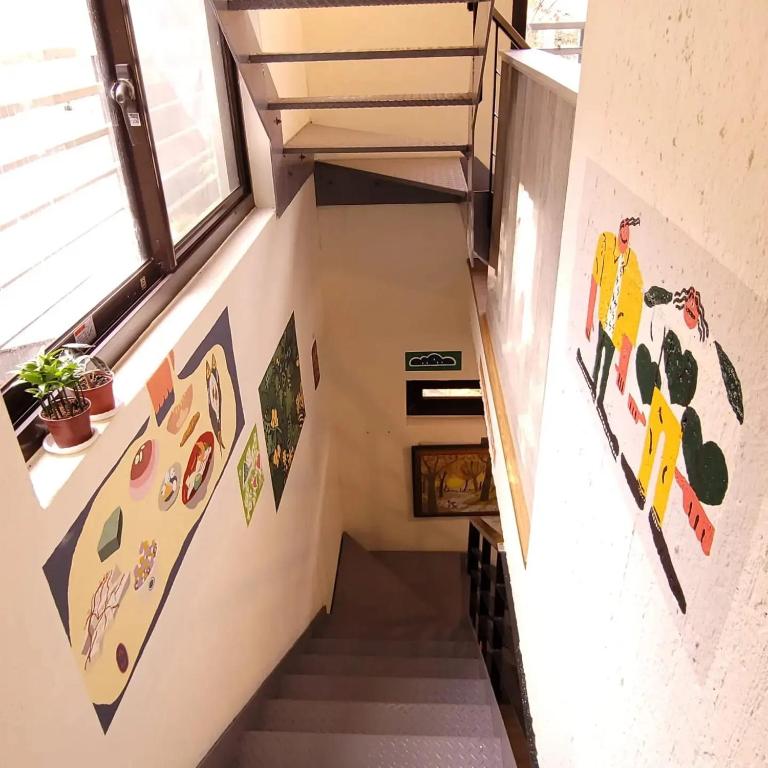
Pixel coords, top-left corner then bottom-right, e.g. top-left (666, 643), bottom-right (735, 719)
top-left (405, 351), bottom-right (462, 371)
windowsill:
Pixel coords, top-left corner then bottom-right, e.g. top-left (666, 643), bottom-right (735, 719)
top-left (28, 205), bottom-right (274, 509)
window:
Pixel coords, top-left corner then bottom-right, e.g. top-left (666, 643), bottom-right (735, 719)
top-left (406, 380), bottom-right (485, 417)
top-left (1, 0), bottom-right (251, 456)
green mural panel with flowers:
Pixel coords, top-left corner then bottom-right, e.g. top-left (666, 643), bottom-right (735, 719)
top-left (258, 313), bottom-right (306, 509)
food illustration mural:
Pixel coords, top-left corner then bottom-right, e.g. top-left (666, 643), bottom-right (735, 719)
top-left (207, 354), bottom-right (226, 452)
top-left (129, 440), bottom-right (156, 500)
top-left (158, 463), bottom-right (181, 511)
top-left (166, 385), bottom-right (193, 435)
top-left (182, 432), bottom-right (215, 508)
top-left (43, 310), bottom-right (244, 732)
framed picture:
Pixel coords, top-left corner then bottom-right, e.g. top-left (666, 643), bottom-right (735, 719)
top-left (411, 444), bottom-right (499, 518)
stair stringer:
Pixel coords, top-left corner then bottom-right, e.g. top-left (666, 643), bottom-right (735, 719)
top-left (209, 4), bottom-right (314, 215)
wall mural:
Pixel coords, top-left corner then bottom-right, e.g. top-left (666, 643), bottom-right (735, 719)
top-left (259, 313), bottom-right (305, 510)
top-left (571, 162), bottom-right (766, 663)
top-left (311, 338), bottom-right (320, 390)
top-left (43, 309), bottom-right (244, 732)
top-left (237, 425), bottom-right (265, 525)
top-left (411, 444), bottom-right (498, 518)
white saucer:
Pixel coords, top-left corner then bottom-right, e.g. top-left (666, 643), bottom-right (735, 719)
top-left (90, 399), bottom-right (124, 422)
top-left (42, 428), bottom-right (100, 456)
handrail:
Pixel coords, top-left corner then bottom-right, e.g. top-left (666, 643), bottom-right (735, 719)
top-left (491, 8), bottom-right (529, 50)
top-left (469, 261), bottom-right (531, 563)
top-left (470, 516), bottom-right (504, 548)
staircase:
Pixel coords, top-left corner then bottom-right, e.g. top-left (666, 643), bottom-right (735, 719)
top-left (202, 534), bottom-right (516, 767)
top-left (208, 0), bottom-right (494, 252)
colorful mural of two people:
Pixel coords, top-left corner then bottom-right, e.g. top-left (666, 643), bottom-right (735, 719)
top-left (576, 220), bottom-right (744, 614)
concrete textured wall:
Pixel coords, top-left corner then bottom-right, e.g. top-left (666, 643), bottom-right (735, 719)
top-left (491, 2), bottom-right (768, 767)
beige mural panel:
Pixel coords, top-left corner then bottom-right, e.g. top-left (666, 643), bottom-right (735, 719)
top-left (44, 309), bottom-right (244, 731)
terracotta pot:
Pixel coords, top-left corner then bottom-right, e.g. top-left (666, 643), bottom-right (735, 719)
top-left (41, 398), bottom-right (92, 449)
top-left (79, 372), bottom-right (116, 415)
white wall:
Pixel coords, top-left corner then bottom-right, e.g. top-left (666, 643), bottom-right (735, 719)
top-left (0, 180), bottom-right (343, 767)
top-left (491, 2), bottom-right (768, 767)
top-left (318, 203), bottom-right (485, 552)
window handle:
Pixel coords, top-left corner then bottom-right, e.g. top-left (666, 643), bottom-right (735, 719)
top-left (110, 64), bottom-right (141, 145)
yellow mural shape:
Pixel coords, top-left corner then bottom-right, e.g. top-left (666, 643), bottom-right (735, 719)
top-left (638, 387), bottom-right (682, 526)
top-left (44, 310), bottom-right (243, 731)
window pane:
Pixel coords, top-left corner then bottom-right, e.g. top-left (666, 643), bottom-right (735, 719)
top-left (423, 388), bottom-right (483, 399)
top-left (129, 0), bottom-right (241, 244)
top-left (0, 2), bottom-right (145, 387)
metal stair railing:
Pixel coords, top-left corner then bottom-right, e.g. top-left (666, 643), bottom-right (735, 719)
top-left (209, 0), bottom-right (497, 227)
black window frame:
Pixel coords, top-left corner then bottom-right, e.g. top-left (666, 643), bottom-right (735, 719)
top-left (3, 0), bottom-right (253, 460)
top-left (406, 379), bottom-right (485, 417)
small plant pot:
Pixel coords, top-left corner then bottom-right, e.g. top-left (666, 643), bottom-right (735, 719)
top-left (79, 372), bottom-right (116, 416)
top-left (41, 398), bottom-right (93, 449)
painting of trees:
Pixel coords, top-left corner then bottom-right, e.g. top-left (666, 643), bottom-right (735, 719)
top-left (413, 444), bottom-right (498, 517)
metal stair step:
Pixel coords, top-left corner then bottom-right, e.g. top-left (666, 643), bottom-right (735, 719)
top-left (305, 638), bottom-right (479, 658)
top-left (268, 93), bottom-right (477, 110)
top-left (216, 0), bottom-right (487, 9)
top-left (255, 700), bottom-right (495, 736)
top-left (286, 653), bottom-right (483, 678)
top-left (277, 674), bottom-right (488, 703)
top-left (283, 123), bottom-right (469, 154)
top-left (239, 732), bottom-right (502, 767)
top-left (240, 46), bottom-right (481, 63)
top-left (314, 622), bottom-right (477, 641)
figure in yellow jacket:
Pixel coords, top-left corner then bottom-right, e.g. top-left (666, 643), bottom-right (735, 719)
top-left (585, 217), bottom-right (644, 410)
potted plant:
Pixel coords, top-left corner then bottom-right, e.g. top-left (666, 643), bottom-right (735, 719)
top-left (15, 348), bottom-right (93, 449)
top-left (63, 346), bottom-right (116, 416)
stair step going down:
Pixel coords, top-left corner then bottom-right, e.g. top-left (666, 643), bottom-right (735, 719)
top-left (240, 733), bottom-right (503, 768)
top-left (234, 534), bottom-right (513, 767)
top-left (285, 652), bottom-right (483, 678)
top-left (255, 700), bottom-right (495, 735)
top-left (305, 637), bottom-right (479, 657)
top-left (276, 674), bottom-right (489, 704)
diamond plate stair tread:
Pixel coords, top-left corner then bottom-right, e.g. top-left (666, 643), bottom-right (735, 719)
top-left (277, 675), bottom-right (488, 704)
top-left (306, 638), bottom-right (478, 657)
top-left (287, 653), bottom-right (482, 678)
top-left (314, 620), bottom-right (476, 641)
top-left (239, 732), bottom-right (502, 767)
top-left (242, 46), bottom-right (481, 63)
top-left (322, 158), bottom-right (467, 194)
top-left (256, 700), bottom-right (494, 736)
top-left (217, 0), bottom-right (486, 9)
top-left (283, 123), bottom-right (469, 154)
top-left (268, 92), bottom-right (476, 110)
